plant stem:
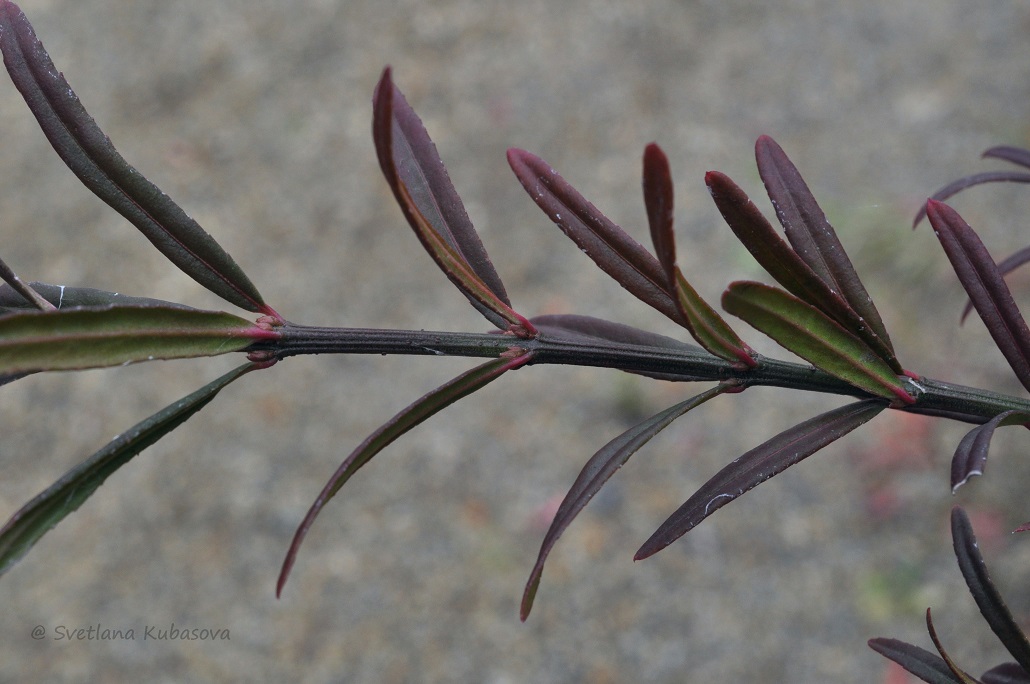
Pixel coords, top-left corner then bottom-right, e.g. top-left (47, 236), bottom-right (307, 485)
top-left (251, 323), bottom-right (1030, 424)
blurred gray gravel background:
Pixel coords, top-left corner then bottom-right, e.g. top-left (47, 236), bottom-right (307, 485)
top-left (2, 0), bottom-right (1030, 682)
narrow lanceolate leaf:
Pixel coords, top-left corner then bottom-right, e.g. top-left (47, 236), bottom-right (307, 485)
top-left (707, 170), bottom-right (900, 371)
top-left (960, 246), bottom-right (1030, 324)
top-left (529, 313), bottom-right (703, 352)
top-left (952, 411), bottom-right (1030, 493)
top-left (0, 361), bottom-right (262, 577)
top-left (672, 269), bottom-right (757, 368)
top-left (521, 383), bottom-right (731, 620)
top-left (926, 200), bottom-right (1030, 393)
top-left (723, 282), bottom-right (913, 404)
top-left (0, 3), bottom-right (272, 315)
top-left (0, 305), bottom-right (277, 374)
top-left (529, 313), bottom-right (716, 382)
top-left (755, 135), bottom-right (896, 364)
top-left (640, 144), bottom-right (755, 367)
top-left (508, 148), bottom-right (682, 324)
top-left (642, 143), bottom-right (677, 284)
top-left (277, 351), bottom-right (533, 597)
top-left (925, 608), bottom-right (981, 684)
top-left (867, 638), bottom-right (968, 684)
top-left (0, 281), bottom-right (184, 313)
top-left (952, 506), bottom-right (1030, 673)
top-left (914, 145), bottom-right (1030, 227)
top-left (635, 398), bottom-right (886, 559)
top-left (372, 69), bottom-right (532, 336)
top-left (983, 145), bottom-right (1030, 169)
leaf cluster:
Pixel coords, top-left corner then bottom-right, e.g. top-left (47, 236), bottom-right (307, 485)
top-left (0, 1), bottom-right (1028, 672)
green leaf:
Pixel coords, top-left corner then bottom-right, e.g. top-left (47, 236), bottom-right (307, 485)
top-left (672, 269), bottom-right (757, 368)
top-left (0, 361), bottom-right (262, 577)
top-left (707, 170), bottom-right (901, 372)
top-left (640, 144), bottom-right (756, 367)
top-left (277, 350), bottom-right (534, 597)
top-left (755, 136), bottom-right (897, 367)
top-left (0, 305), bottom-right (277, 374)
top-left (0, 2), bottom-right (274, 315)
top-left (723, 281), bottom-right (913, 404)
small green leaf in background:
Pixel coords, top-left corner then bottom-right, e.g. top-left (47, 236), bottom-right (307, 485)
top-left (0, 361), bottom-right (264, 577)
top-left (722, 281), bottom-right (913, 404)
top-left (0, 305), bottom-right (278, 374)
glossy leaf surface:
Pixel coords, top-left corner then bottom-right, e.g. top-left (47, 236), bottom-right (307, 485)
top-left (0, 361), bottom-right (261, 577)
top-left (951, 411), bottom-right (1030, 493)
top-left (277, 351), bottom-right (533, 597)
top-left (722, 282), bottom-right (913, 404)
top-left (952, 507), bottom-right (1030, 672)
top-left (706, 170), bottom-right (900, 371)
top-left (926, 200), bottom-right (1030, 393)
top-left (755, 135), bottom-right (895, 361)
top-left (521, 383), bottom-right (731, 620)
top-left (635, 398), bottom-right (886, 559)
top-left (640, 144), bottom-right (755, 366)
top-left (0, 282), bottom-right (184, 313)
top-left (0, 2), bottom-right (272, 315)
top-left (0, 305), bottom-right (274, 374)
top-left (508, 148), bottom-right (681, 323)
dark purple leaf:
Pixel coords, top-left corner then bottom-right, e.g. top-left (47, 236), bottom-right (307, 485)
top-left (914, 172), bottom-right (1030, 227)
top-left (528, 313), bottom-right (719, 382)
top-left (0, 281), bottom-right (185, 313)
top-left (520, 383), bottom-right (731, 620)
top-left (961, 247), bottom-right (1030, 324)
top-left (642, 143), bottom-right (676, 287)
top-left (0, 2), bottom-right (273, 316)
top-left (373, 72), bottom-right (509, 305)
top-left (952, 411), bottom-right (1030, 493)
top-left (634, 398), bottom-right (886, 559)
top-left (508, 148), bottom-right (682, 323)
top-left (981, 663), bottom-right (1030, 684)
top-left (755, 136), bottom-right (896, 364)
top-left (706, 170), bottom-right (900, 372)
top-left (530, 313), bottom-right (701, 351)
top-left (868, 638), bottom-right (967, 684)
top-left (372, 69), bottom-right (533, 336)
top-left (722, 282), bottom-right (913, 404)
top-left (983, 146), bottom-right (1030, 170)
top-left (277, 351), bottom-right (533, 597)
top-left (640, 144), bottom-right (757, 366)
top-left (952, 506), bottom-right (1030, 672)
top-left (926, 200), bottom-right (1030, 393)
